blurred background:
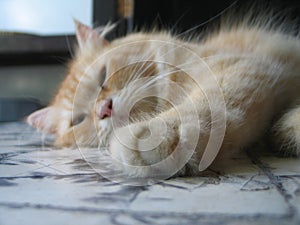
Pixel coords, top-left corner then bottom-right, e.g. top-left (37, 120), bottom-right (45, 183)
top-left (0, 0), bottom-right (299, 121)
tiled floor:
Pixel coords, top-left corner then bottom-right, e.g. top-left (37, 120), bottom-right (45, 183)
top-left (0, 122), bottom-right (299, 225)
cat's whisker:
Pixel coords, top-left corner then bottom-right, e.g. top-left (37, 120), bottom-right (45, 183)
top-left (170, 10), bottom-right (190, 35)
top-left (134, 57), bottom-right (157, 77)
top-left (129, 72), bottom-right (173, 95)
top-left (125, 53), bottom-right (158, 84)
top-left (134, 67), bottom-right (194, 92)
top-left (65, 35), bottom-right (75, 58)
top-left (123, 60), bottom-right (151, 87)
top-left (131, 60), bottom-right (155, 82)
top-left (175, 0), bottom-right (238, 39)
top-left (128, 40), bottom-right (192, 86)
top-left (129, 41), bottom-right (184, 83)
top-left (173, 59), bottom-right (206, 71)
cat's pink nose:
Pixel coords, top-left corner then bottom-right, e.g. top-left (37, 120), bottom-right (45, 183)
top-left (99, 99), bottom-right (113, 119)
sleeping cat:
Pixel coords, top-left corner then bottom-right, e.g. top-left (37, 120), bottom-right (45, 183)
top-left (27, 16), bottom-right (300, 180)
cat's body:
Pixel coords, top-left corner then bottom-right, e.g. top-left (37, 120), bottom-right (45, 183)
top-left (27, 17), bottom-right (300, 179)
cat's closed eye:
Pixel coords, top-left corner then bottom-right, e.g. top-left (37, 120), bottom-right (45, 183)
top-left (99, 67), bottom-right (106, 87)
top-left (71, 114), bottom-right (86, 127)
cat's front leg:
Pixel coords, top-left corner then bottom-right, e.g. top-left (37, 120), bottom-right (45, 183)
top-left (108, 113), bottom-right (200, 181)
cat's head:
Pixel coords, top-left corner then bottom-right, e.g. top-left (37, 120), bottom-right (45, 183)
top-left (26, 20), bottom-right (161, 147)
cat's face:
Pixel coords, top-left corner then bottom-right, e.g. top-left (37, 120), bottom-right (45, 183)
top-left (92, 59), bottom-right (159, 147)
top-left (26, 21), bottom-right (159, 147)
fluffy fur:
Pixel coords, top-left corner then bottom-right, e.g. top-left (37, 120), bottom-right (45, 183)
top-left (27, 14), bottom-right (300, 179)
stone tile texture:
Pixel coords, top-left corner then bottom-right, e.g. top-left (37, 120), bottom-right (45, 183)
top-left (0, 122), bottom-right (299, 225)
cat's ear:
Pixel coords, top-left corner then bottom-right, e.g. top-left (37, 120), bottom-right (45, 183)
top-left (73, 19), bottom-right (108, 49)
top-left (25, 107), bottom-right (56, 134)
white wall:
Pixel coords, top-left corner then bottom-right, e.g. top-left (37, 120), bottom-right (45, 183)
top-left (0, 0), bottom-right (92, 36)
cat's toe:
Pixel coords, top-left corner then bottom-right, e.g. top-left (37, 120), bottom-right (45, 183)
top-left (108, 124), bottom-right (155, 178)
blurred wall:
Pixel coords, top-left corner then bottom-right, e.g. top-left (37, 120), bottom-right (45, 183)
top-left (0, 65), bottom-right (66, 104)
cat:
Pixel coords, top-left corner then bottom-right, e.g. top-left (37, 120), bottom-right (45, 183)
top-left (26, 14), bottom-right (300, 181)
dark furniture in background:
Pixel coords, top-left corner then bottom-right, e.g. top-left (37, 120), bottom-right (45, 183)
top-left (2, 0), bottom-right (300, 66)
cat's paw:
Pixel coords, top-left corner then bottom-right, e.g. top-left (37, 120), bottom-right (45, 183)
top-left (108, 119), bottom-right (171, 179)
top-left (272, 108), bottom-right (300, 157)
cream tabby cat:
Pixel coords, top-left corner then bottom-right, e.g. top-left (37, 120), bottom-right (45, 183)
top-left (27, 15), bottom-right (300, 180)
